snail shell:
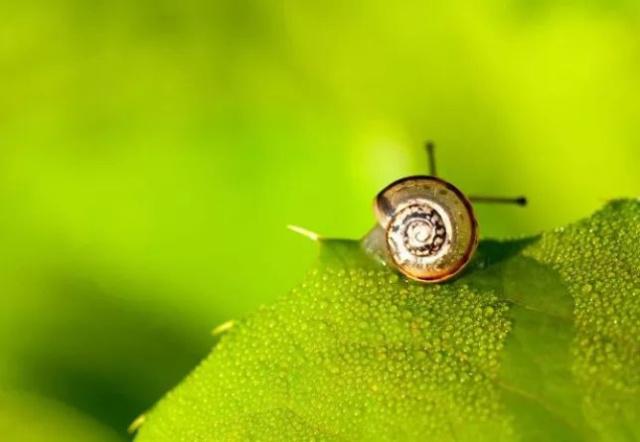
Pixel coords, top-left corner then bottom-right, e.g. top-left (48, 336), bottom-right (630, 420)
top-left (373, 176), bottom-right (478, 283)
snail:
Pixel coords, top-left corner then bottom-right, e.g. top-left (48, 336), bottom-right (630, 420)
top-left (365, 142), bottom-right (526, 283)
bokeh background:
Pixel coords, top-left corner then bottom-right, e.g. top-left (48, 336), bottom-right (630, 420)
top-left (1, 1), bottom-right (639, 440)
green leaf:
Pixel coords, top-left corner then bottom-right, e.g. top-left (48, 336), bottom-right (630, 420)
top-left (134, 200), bottom-right (640, 441)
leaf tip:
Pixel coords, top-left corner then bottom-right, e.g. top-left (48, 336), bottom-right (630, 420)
top-left (287, 224), bottom-right (321, 241)
top-left (128, 413), bottom-right (146, 434)
top-left (211, 320), bottom-right (235, 337)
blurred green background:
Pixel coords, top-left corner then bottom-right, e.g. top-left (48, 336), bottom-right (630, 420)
top-left (0, 0), bottom-right (638, 440)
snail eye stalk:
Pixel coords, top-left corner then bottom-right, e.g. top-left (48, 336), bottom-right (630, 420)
top-left (469, 196), bottom-right (527, 206)
top-left (423, 141), bottom-right (527, 207)
top-left (425, 141), bottom-right (437, 177)
top-left (371, 141), bottom-right (528, 283)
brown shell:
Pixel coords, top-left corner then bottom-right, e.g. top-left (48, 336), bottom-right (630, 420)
top-left (374, 176), bottom-right (478, 283)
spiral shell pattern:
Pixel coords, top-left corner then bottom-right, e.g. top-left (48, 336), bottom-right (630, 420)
top-left (388, 202), bottom-right (450, 260)
top-left (374, 176), bottom-right (478, 283)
